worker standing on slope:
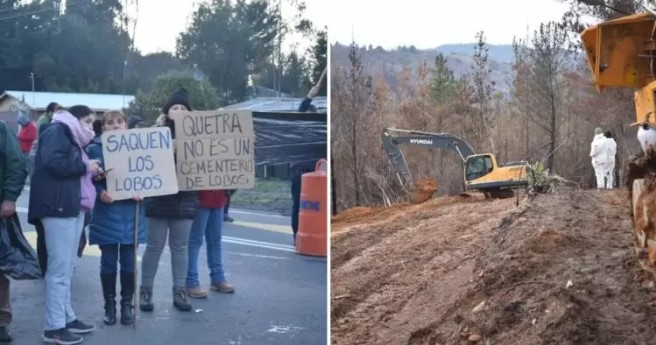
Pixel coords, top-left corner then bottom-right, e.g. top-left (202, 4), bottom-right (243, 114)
top-left (590, 127), bottom-right (610, 189)
top-left (604, 131), bottom-right (617, 189)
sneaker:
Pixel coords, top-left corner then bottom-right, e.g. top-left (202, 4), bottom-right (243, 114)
top-left (0, 326), bottom-right (11, 342)
top-left (186, 286), bottom-right (208, 299)
top-left (65, 319), bottom-right (95, 334)
top-left (224, 216), bottom-right (234, 223)
top-left (42, 328), bottom-right (82, 345)
top-left (211, 281), bottom-right (235, 293)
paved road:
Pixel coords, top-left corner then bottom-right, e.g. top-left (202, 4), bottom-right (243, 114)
top-left (7, 187), bottom-right (327, 345)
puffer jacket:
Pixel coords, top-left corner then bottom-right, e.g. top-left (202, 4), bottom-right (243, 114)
top-left (145, 118), bottom-right (198, 219)
top-left (28, 122), bottom-right (86, 224)
top-left (86, 142), bottom-right (147, 245)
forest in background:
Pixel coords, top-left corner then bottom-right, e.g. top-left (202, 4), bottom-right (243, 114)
top-left (330, 0), bottom-right (642, 212)
top-left (0, 0), bottom-right (327, 120)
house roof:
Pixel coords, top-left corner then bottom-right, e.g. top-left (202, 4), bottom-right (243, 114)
top-left (223, 96), bottom-right (327, 113)
top-left (0, 90), bottom-right (135, 112)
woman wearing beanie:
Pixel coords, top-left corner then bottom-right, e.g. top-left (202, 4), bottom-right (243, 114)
top-left (139, 88), bottom-right (199, 312)
top-left (28, 105), bottom-right (100, 344)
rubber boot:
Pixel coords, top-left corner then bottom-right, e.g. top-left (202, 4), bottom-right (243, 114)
top-left (139, 286), bottom-right (154, 312)
top-left (119, 272), bottom-right (134, 325)
top-left (100, 273), bottom-right (117, 326)
top-left (172, 287), bottom-right (192, 312)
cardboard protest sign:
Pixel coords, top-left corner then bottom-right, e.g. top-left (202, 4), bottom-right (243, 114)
top-left (173, 110), bottom-right (255, 191)
top-left (101, 127), bottom-right (179, 200)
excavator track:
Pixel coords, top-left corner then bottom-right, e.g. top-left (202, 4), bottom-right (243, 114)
top-left (484, 188), bottom-right (515, 199)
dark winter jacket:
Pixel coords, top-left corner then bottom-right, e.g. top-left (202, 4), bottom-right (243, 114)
top-left (0, 121), bottom-right (27, 203)
top-left (86, 142), bottom-right (147, 245)
top-left (28, 122), bottom-right (87, 224)
top-left (145, 120), bottom-right (198, 219)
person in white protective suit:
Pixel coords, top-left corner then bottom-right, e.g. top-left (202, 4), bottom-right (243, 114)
top-left (604, 131), bottom-right (617, 189)
top-left (637, 123), bottom-right (656, 154)
top-left (590, 127), bottom-right (610, 189)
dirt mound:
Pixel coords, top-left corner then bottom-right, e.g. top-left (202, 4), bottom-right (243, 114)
top-left (331, 190), bottom-right (656, 345)
top-left (409, 177), bottom-right (439, 204)
top-left (331, 194), bottom-right (484, 238)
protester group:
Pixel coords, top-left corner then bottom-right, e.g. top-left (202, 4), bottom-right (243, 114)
top-left (2, 88), bottom-right (237, 345)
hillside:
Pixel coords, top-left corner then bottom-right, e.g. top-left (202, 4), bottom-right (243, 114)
top-left (330, 43), bottom-right (515, 94)
top-left (331, 190), bottom-right (656, 344)
top-left (331, 43), bottom-right (584, 96)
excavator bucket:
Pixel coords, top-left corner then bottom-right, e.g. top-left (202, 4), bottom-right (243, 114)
top-left (580, 12), bottom-right (655, 92)
top-left (408, 178), bottom-right (438, 204)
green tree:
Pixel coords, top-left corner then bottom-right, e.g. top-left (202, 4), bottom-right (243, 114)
top-left (128, 70), bottom-right (220, 122)
top-left (428, 52), bottom-right (457, 104)
top-left (176, 0), bottom-right (281, 105)
top-left (309, 29), bottom-right (327, 96)
top-left (281, 52), bottom-right (311, 97)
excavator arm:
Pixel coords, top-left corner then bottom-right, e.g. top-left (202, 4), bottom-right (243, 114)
top-left (382, 127), bottom-right (475, 189)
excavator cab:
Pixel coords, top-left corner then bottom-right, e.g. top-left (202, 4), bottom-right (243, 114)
top-left (464, 154), bottom-right (494, 181)
top-left (463, 154), bottom-right (529, 198)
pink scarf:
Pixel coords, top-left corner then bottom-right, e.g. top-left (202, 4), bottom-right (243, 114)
top-left (52, 111), bottom-right (97, 211)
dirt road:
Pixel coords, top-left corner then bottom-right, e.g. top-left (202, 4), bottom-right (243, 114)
top-left (331, 190), bottom-right (656, 344)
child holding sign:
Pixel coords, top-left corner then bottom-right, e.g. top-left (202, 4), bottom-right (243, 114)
top-left (86, 111), bottom-right (147, 326)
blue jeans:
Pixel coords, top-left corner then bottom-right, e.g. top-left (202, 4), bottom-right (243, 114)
top-left (99, 244), bottom-right (134, 274)
top-left (42, 212), bottom-right (85, 331)
top-left (186, 207), bottom-right (226, 288)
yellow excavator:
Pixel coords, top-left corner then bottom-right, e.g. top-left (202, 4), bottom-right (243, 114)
top-left (581, 10), bottom-right (656, 273)
top-left (382, 128), bottom-right (530, 203)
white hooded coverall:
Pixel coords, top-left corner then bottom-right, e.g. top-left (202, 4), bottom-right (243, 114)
top-left (604, 137), bottom-right (616, 189)
top-left (590, 133), bottom-right (609, 189)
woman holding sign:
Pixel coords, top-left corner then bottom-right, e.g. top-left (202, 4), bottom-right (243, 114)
top-left (87, 111), bottom-right (147, 326)
top-left (28, 105), bottom-right (99, 344)
top-left (140, 89), bottom-right (198, 312)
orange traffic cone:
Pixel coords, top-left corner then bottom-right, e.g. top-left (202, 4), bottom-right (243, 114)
top-left (295, 159), bottom-right (327, 257)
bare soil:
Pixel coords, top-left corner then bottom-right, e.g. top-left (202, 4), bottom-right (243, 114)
top-left (331, 189), bottom-right (656, 345)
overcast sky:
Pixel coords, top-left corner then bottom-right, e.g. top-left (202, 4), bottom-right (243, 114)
top-left (131, 0), bottom-right (329, 55)
top-left (329, 0), bottom-right (575, 48)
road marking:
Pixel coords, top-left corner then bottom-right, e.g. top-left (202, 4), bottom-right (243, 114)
top-left (223, 237), bottom-right (296, 252)
top-left (226, 252), bottom-right (291, 260)
top-left (230, 220), bottom-right (293, 234)
top-left (266, 325), bottom-right (306, 334)
top-left (16, 208), bottom-right (294, 235)
top-left (230, 209), bottom-right (289, 219)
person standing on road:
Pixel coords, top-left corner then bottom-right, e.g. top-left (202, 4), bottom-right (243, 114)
top-left (140, 88), bottom-right (198, 312)
top-left (0, 119), bottom-right (28, 342)
top-left (35, 102), bottom-right (61, 134)
top-left (590, 127), bottom-right (609, 189)
top-left (31, 102), bottom-right (64, 277)
top-left (604, 131), bottom-right (617, 189)
top-left (17, 113), bottom-right (36, 181)
top-left (186, 189), bottom-right (235, 299)
top-left (28, 105), bottom-right (99, 344)
top-left (87, 111), bottom-right (146, 326)
top-left (224, 190), bottom-right (235, 222)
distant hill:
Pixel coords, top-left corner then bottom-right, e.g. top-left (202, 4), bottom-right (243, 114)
top-left (330, 42), bottom-right (515, 95)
